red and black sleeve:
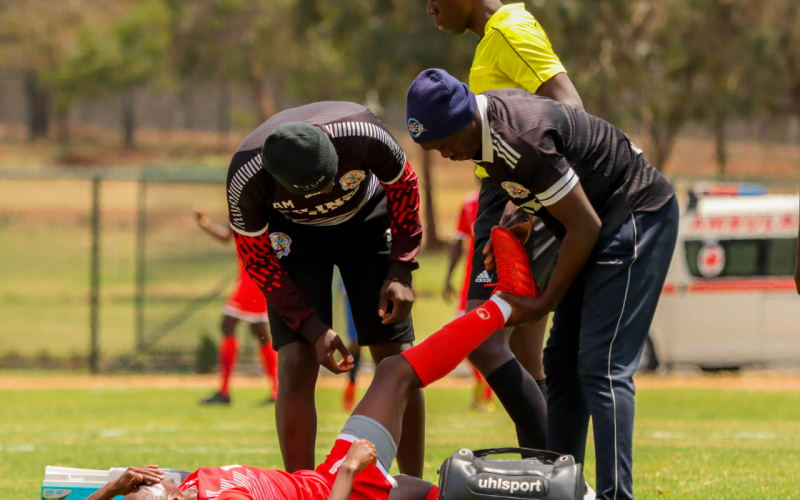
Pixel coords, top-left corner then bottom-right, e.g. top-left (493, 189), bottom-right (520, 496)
top-left (381, 160), bottom-right (423, 285)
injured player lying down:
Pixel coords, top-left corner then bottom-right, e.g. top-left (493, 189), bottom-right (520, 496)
top-left (87, 228), bottom-right (534, 500)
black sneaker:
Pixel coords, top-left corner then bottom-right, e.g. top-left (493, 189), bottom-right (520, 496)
top-left (256, 396), bottom-right (276, 407)
top-left (198, 392), bottom-right (231, 405)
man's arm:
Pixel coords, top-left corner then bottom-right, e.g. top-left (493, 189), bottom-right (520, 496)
top-left (536, 72), bottom-right (584, 111)
top-left (443, 237), bottom-right (464, 303)
top-left (497, 184), bottom-right (600, 325)
top-left (195, 205), bottom-right (233, 242)
top-left (328, 440), bottom-right (378, 500)
top-left (381, 160), bottom-right (424, 284)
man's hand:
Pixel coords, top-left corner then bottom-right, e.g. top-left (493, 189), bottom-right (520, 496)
top-left (441, 281), bottom-right (456, 303)
top-left (378, 280), bottom-right (414, 324)
top-left (495, 292), bottom-right (549, 327)
top-left (194, 204), bottom-right (209, 228)
top-left (315, 329), bottom-right (355, 374)
top-left (108, 466), bottom-right (165, 497)
top-left (342, 439), bottom-right (378, 474)
top-left (483, 202), bottom-right (533, 270)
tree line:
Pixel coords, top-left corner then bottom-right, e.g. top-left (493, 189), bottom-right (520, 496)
top-left (1, 0), bottom-right (798, 173)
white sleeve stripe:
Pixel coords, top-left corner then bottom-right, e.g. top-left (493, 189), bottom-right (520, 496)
top-left (536, 168), bottom-right (576, 201)
top-left (538, 170), bottom-right (579, 207)
top-left (383, 161), bottom-right (406, 185)
top-left (229, 222), bottom-right (269, 237)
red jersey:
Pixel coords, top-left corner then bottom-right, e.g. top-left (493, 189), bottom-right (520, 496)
top-left (223, 258), bottom-right (269, 323)
top-left (179, 465), bottom-right (330, 500)
top-left (178, 438), bottom-right (395, 500)
top-left (454, 191), bottom-right (480, 314)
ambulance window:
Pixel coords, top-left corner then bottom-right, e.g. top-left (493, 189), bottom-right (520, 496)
top-left (765, 238), bottom-right (797, 276)
top-left (685, 238), bottom-right (798, 277)
top-left (723, 241), bottom-right (760, 276)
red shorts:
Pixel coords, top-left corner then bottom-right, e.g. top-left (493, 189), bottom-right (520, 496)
top-left (224, 261), bottom-right (268, 323)
top-left (315, 438), bottom-right (397, 500)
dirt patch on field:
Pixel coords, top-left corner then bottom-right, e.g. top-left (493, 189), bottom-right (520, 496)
top-left (2, 371), bottom-right (800, 392)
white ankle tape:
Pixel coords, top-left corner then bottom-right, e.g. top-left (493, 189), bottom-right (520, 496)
top-left (489, 295), bottom-right (512, 322)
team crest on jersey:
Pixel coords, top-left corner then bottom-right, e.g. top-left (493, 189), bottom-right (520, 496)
top-left (502, 182), bottom-right (530, 199)
top-left (407, 118), bottom-right (426, 138)
top-left (270, 232), bottom-right (292, 259)
top-left (340, 170), bottom-right (366, 191)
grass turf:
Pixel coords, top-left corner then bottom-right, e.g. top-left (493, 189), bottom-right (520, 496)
top-left (1, 385), bottom-right (799, 499)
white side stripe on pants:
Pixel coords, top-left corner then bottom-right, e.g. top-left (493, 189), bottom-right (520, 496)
top-left (607, 214), bottom-right (637, 500)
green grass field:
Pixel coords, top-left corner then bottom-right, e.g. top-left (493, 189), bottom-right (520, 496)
top-left (1, 383), bottom-right (799, 499)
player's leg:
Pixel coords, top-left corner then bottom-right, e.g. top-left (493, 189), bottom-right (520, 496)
top-left (250, 321), bottom-right (278, 402)
top-left (316, 229), bottom-right (528, 500)
top-left (390, 475), bottom-right (438, 500)
top-left (199, 315), bottom-right (239, 405)
top-left (542, 272), bottom-right (590, 463)
top-left (577, 197), bottom-right (679, 500)
top-left (266, 218), bottom-right (336, 473)
top-left (465, 180), bottom-right (548, 450)
top-left (335, 193), bottom-right (423, 478)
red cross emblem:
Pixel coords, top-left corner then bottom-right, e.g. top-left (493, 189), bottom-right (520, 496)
top-left (697, 242), bottom-right (725, 277)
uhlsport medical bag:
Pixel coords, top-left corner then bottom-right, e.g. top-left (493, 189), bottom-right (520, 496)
top-left (437, 447), bottom-right (584, 500)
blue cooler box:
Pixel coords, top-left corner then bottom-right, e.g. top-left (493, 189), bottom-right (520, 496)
top-left (42, 466), bottom-right (186, 500)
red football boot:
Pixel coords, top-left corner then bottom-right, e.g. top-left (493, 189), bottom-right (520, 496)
top-left (490, 226), bottom-right (538, 298)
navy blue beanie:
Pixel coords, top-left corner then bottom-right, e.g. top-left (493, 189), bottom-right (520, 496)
top-left (406, 69), bottom-right (477, 144)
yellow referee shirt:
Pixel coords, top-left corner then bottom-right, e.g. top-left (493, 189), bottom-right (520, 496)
top-left (470, 3), bottom-right (566, 177)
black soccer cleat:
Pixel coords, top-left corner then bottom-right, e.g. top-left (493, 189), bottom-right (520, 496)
top-left (198, 391), bottom-right (231, 405)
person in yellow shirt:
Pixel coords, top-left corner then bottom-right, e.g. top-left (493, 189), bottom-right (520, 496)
top-left (425, 2), bottom-right (593, 498)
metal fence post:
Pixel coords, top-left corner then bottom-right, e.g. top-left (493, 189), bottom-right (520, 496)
top-left (89, 176), bottom-right (102, 374)
top-left (134, 178), bottom-right (147, 351)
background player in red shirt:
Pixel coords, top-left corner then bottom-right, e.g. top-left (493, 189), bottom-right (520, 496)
top-left (85, 228), bottom-right (532, 500)
top-left (194, 206), bottom-right (278, 406)
top-left (442, 190), bottom-right (494, 411)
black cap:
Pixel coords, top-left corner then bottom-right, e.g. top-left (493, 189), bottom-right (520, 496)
top-left (261, 122), bottom-right (338, 194)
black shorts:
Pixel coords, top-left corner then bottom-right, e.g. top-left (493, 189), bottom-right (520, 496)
top-left (266, 189), bottom-right (415, 349)
top-left (467, 179), bottom-right (561, 302)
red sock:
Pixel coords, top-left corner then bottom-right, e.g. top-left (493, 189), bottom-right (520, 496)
top-left (402, 300), bottom-right (506, 388)
top-left (219, 336), bottom-right (238, 398)
top-left (260, 342), bottom-right (279, 399)
top-left (470, 362), bottom-right (485, 383)
top-left (483, 383), bottom-right (494, 401)
top-left (425, 485), bottom-right (439, 500)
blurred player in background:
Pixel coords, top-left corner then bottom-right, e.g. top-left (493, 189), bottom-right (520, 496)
top-left (426, 0), bottom-right (584, 452)
top-left (90, 228), bottom-right (532, 500)
top-left (442, 189), bottom-right (493, 412)
top-left (340, 279), bottom-right (362, 412)
top-left (194, 206), bottom-right (278, 406)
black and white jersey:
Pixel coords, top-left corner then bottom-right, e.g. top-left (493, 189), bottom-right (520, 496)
top-left (227, 101), bottom-right (407, 236)
top-left (474, 90), bottom-right (675, 239)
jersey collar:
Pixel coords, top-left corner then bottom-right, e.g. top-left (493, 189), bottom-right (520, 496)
top-left (484, 3), bottom-right (526, 34)
top-left (475, 94), bottom-right (493, 164)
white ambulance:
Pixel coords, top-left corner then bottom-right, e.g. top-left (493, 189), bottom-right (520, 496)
top-left (644, 184), bottom-right (799, 371)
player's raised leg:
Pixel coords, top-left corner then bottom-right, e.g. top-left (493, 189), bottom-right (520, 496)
top-left (349, 227), bottom-right (533, 444)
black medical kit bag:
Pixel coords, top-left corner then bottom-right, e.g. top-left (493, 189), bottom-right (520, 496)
top-left (437, 447), bottom-right (584, 500)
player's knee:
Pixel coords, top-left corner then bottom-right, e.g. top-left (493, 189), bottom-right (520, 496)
top-left (374, 354), bottom-right (417, 390)
top-left (467, 339), bottom-right (511, 375)
top-left (221, 317), bottom-right (237, 337)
